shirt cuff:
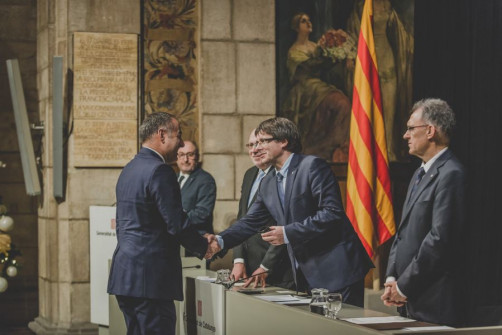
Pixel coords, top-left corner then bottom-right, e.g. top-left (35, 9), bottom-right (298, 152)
top-left (260, 264), bottom-right (269, 271)
top-left (234, 258), bottom-right (245, 264)
top-left (386, 276), bottom-right (396, 283)
top-left (215, 235), bottom-right (224, 249)
top-left (283, 226), bottom-right (290, 244)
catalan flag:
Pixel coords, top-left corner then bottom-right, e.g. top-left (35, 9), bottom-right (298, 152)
top-left (346, 0), bottom-right (395, 258)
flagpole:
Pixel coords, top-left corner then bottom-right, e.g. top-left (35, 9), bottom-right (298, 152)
top-left (372, 253), bottom-right (380, 291)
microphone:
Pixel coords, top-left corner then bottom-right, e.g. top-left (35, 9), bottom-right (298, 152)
top-left (182, 265), bottom-right (202, 269)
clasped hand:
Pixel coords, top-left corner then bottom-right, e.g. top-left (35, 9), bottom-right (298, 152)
top-left (203, 234), bottom-right (221, 259)
top-left (381, 281), bottom-right (407, 307)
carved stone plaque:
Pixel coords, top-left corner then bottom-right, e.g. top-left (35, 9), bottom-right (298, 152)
top-left (72, 120), bottom-right (137, 166)
top-left (73, 32), bottom-right (138, 167)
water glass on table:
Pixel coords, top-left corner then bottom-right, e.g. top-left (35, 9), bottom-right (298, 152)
top-left (324, 293), bottom-right (342, 319)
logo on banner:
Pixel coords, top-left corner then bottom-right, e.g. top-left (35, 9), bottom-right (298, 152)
top-left (197, 300), bottom-right (202, 316)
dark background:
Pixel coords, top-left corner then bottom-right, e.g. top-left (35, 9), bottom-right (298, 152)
top-left (414, 0), bottom-right (502, 326)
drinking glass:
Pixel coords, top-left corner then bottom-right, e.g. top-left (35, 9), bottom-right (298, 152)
top-left (309, 288), bottom-right (328, 315)
top-left (324, 293), bottom-right (342, 319)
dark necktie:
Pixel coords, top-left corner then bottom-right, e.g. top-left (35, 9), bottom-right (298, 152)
top-left (178, 175), bottom-right (185, 186)
top-left (409, 167), bottom-right (425, 200)
top-left (276, 172), bottom-right (285, 209)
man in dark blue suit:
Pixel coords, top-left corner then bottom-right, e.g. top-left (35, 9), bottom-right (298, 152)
top-left (217, 117), bottom-right (373, 307)
top-left (231, 129), bottom-right (294, 290)
top-left (107, 112), bottom-right (218, 335)
top-left (381, 99), bottom-right (467, 326)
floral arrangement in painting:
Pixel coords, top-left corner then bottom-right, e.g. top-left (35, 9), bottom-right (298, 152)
top-left (318, 29), bottom-right (357, 63)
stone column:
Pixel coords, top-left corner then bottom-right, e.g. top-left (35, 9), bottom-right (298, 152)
top-left (29, 1), bottom-right (139, 334)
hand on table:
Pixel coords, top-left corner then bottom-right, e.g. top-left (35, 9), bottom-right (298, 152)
top-left (231, 262), bottom-right (247, 282)
top-left (243, 267), bottom-right (268, 288)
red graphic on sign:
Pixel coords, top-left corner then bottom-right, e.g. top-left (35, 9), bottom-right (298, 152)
top-left (110, 218), bottom-right (116, 230)
top-left (197, 300), bottom-right (202, 316)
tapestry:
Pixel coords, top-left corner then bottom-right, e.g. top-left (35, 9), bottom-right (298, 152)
top-left (143, 0), bottom-right (199, 142)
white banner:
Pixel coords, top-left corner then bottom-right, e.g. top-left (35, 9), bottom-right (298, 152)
top-left (90, 205), bottom-right (117, 326)
top-left (194, 280), bottom-right (226, 335)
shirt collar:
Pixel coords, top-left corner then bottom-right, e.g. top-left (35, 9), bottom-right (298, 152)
top-left (275, 153), bottom-right (294, 176)
top-left (179, 171), bottom-right (191, 179)
top-left (262, 166), bottom-right (272, 175)
top-left (143, 146), bottom-right (165, 163)
top-left (421, 147), bottom-right (448, 173)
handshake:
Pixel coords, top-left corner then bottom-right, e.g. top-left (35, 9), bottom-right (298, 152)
top-left (203, 234), bottom-right (222, 259)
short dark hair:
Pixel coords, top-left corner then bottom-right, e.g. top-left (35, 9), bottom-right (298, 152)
top-left (412, 98), bottom-right (456, 140)
top-left (256, 117), bottom-right (302, 153)
top-left (139, 112), bottom-right (177, 143)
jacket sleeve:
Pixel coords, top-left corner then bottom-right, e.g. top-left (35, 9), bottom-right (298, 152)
top-left (261, 244), bottom-right (288, 274)
top-left (150, 164), bottom-right (207, 258)
top-left (283, 158), bottom-right (348, 248)
top-left (220, 192), bottom-right (273, 250)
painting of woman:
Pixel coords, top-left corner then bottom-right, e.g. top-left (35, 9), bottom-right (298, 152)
top-left (281, 13), bottom-right (355, 162)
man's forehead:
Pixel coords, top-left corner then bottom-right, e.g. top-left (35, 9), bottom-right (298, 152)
top-left (179, 141), bottom-right (195, 152)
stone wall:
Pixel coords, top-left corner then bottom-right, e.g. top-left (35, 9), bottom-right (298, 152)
top-left (30, 1), bottom-right (140, 333)
top-left (0, 0), bottom-right (278, 331)
top-left (0, 0), bottom-right (38, 327)
top-left (200, 0), bottom-right (276, 243)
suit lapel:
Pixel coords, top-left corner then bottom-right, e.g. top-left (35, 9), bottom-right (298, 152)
top-left (183, 168), bottom-right (200, 190)
top-left (244, 168), bottom-right (259, 210)
top-left (400, 150), bottom-right (452, 228)
top-left (283, 154), bottom-right (300, 220)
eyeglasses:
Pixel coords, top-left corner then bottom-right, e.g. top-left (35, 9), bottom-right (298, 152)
top-left (405, 124), bottom-right (429, 133)
top-left (177, 152), bottom-right (196, 159)
top-left (245, 138), bottom-right (279, 149)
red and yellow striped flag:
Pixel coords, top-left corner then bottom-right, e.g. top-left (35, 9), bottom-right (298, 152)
top-left (346, 0), bottom-right (395, 258)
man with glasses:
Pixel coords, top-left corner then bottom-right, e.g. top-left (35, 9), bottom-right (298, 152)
top-left (381, 98), bottom-right (467, 326)
top-left (177, 141), bottom-right (216, 236)
top-left (108, 112), bottom-right (218, 335)
top-left (216, 117), bottom-right (373, 307)
top-left (231, 129), bottom-right (294, 289)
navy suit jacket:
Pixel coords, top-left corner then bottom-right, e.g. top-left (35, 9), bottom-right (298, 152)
top-left (178, 167), bottom-right (216, 235)
top-left (386, 149), bottom-right (467, 326)
top-left (233, 166), bottom-right (294, 288)
top-left (107, 148), bottom-right (207, 301)
top-left (220, 154), bottom-right (373, 292)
